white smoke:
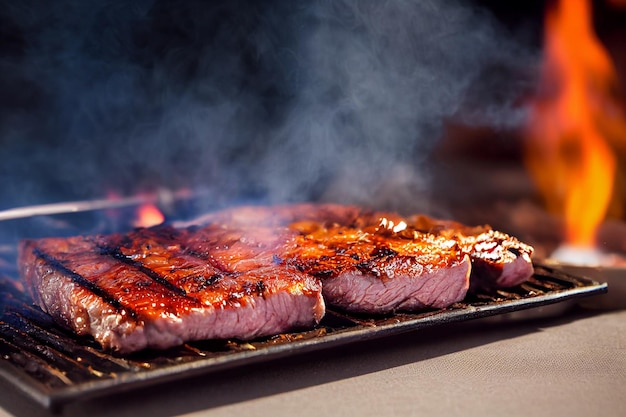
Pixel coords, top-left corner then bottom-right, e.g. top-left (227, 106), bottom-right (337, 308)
top-left (258, 0), bottom-right (535, 206)
top-left (0, 0), bottom-right (537, 214)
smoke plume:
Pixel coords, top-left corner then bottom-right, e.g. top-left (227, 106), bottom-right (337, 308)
top-left (0, 0), bottom-right (537, 214)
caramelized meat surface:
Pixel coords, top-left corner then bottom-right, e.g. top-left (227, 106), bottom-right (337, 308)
top-left (283, 221), bottom-right (471, 313)
top-left (19, 226), bottom-right (324, 353)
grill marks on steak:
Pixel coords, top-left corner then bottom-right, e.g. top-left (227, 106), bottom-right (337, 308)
top-left (18, 203), bottom-right (534, 353)
top-left (282, 223), bottom-right (471, 313)
top-left (19, 227), bottom-right (325, 353)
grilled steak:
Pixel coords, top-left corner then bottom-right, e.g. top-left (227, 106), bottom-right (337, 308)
top-left (407, 214), bottom-right (534, 291)
top-left (283, 223), bottom-right (471, 313)
top-left (18, 227), bottom-right (325, 353)
top-left (18, 203), bottom-right (533, 353)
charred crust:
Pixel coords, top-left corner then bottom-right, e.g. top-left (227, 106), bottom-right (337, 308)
top-left (207, 274), bottom-right (222, 285)
top-left (507, 247), bottom-right (522, 256)
top-left (226, 282), bottom-right (266, 302)
top-left (312, 269), bottom-right (335, 278)
top-left (186, 249), bottom-right (209, 259)
top-left (371, 246), bottom-right (398, 258)
top-left (98, 245), bottom-right (188, 297)
top-left (355, 261), bottom-right (372, 273)
top-left (190, 274), bottom-right (222, 291)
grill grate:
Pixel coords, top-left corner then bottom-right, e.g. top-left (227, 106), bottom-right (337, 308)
top-left (0, 263), bottom-right (607, 410)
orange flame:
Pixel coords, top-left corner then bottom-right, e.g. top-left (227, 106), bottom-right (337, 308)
top-left (134, 204), bottom-right (165, 228)
top-left (525, 0), bottom-right (626, 249)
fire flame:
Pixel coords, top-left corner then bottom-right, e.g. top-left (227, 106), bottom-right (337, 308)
top-left (525, 0), bottom-right (626, 250)
top-left (134, 204), bottom-right (165, 228)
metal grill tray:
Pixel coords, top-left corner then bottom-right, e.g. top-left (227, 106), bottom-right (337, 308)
top-left (0, 264), bottom-right (608, 410)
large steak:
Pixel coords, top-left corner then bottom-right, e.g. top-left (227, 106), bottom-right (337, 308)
top-left (18, 227), bottom-right (325, 353)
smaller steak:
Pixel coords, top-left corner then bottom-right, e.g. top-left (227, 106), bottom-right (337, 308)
top-left (408, 215), bottom-right (534, 291)
top-left (283, 221), bottom-right (471, 313)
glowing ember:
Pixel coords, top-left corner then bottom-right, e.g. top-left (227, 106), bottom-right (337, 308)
top-left (525, 0), bottom-right (626, 254)
top-left (134, 204), bottom-right (165, 228)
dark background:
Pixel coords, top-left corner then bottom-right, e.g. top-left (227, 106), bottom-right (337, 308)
top-left (0, 1), bottom-right (544, 207)
top-left (0, 0), bottom-right (624, 240)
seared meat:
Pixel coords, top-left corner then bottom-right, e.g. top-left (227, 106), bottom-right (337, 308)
top-left (18, 227), bottom-right (325, 353)
top-left (283, 221), bottom-right (470, 313)
top-left (407, 215), bottom-right (534, 291)
top-left (18, 203), bottom-right (533, 353)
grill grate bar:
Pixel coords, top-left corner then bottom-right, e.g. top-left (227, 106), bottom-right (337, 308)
top-left (0, 332), bottom-right (74, 388)
top-left (2, 312), bottom-right (134, 374)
